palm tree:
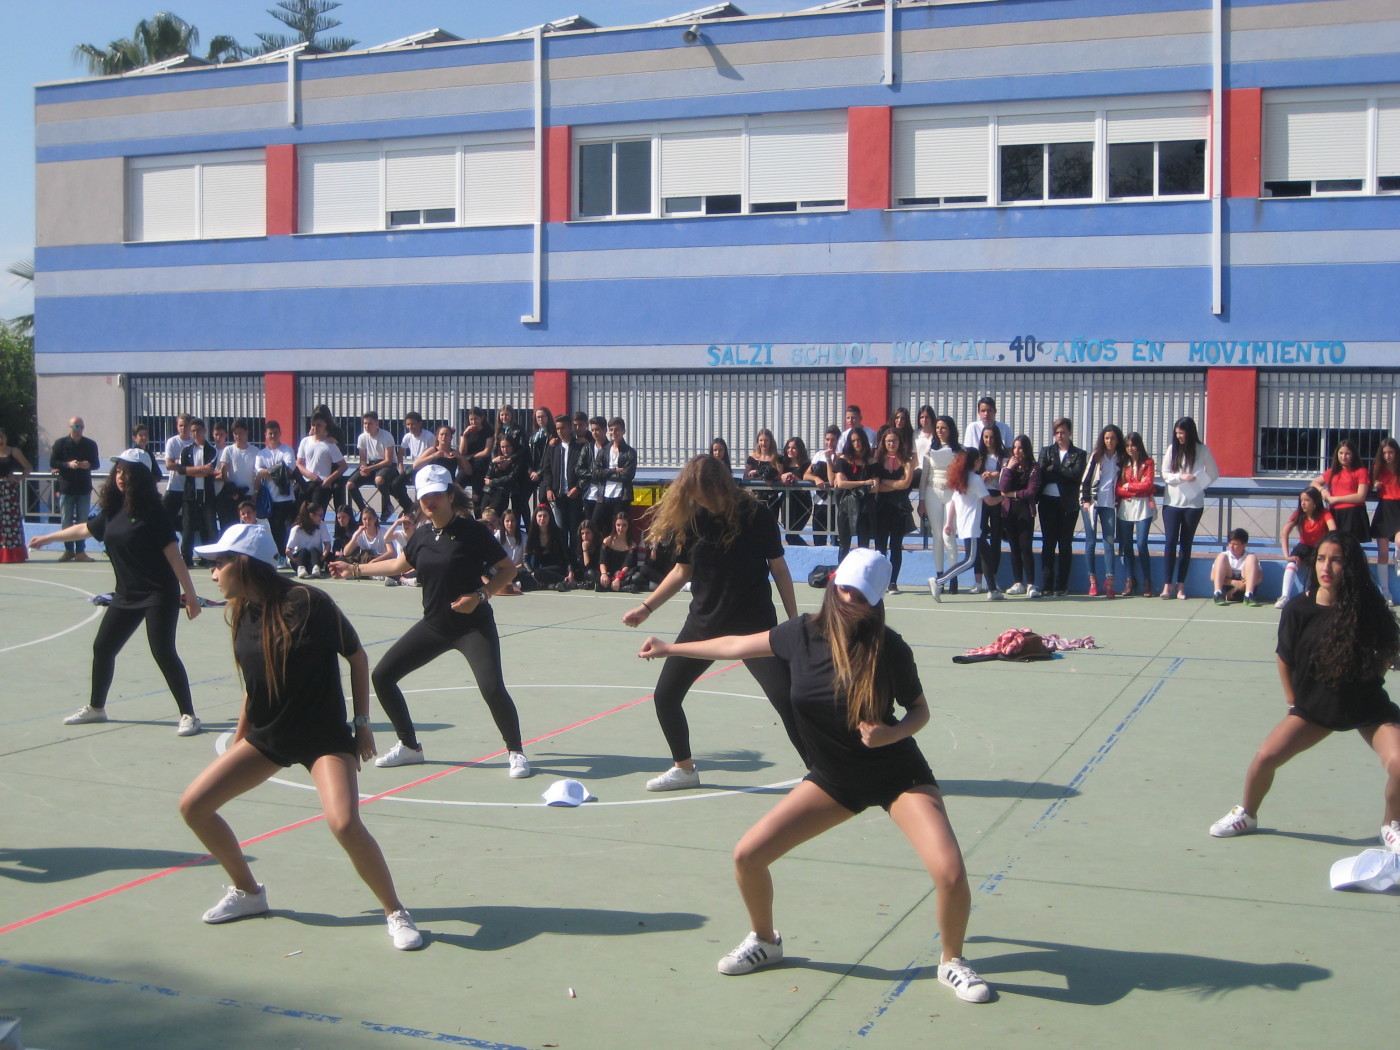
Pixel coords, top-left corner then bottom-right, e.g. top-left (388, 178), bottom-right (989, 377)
top-left (6, 261), bottom-right (33, 338)
top-left (74, 12), bottom-right (241, 75)
top-left (252, 0), bottom-right (357, 54)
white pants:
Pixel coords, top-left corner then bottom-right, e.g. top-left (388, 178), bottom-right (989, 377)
top-left (923, 485), bottom-right (958, 574)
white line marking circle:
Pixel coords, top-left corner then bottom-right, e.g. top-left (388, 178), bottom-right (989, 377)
top-left (0, 574), bottom-right (104, 653)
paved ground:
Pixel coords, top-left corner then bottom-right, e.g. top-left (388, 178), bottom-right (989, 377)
top-left (1, 549), bottom-right (1395, 1050)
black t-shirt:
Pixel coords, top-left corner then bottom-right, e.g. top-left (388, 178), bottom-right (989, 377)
top-left (1276, 592), bottom-right (1399, 730)
top-left (51, 435), bottom-right (99, 494)
top-left (404, 515), bottom-right (507, 631)
top-left (239, 585), bottom-right (360, 756)
top-left (768, 615), bottom-right (926, 778)
top-left (676, 499), bottom-right (783, 637)
top-left (87, 506), bottom-right (179, 608)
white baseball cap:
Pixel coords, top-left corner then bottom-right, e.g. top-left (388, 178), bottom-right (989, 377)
top-left (415, 464), bottom-right (454, 497)
top-left (833, 548), bottom-right (892, 605)
top-left (1329, 849), bottom-right (1400, 892)
top-left (194, 522), bottom-right (278, 567)
top-left (540, 779), bottom-right (596, 807)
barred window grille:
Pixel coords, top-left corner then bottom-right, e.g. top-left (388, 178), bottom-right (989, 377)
top-left (571, 371), bottom-right (844, 469)
top-left (126, 375), bottom-right (266, 448)
top-left (297, 373), bottom-right (532, 451)
top-left (891, 369), bottom-right (1204, 462)
top-left (1257, 372), bottom-right (1399, 476)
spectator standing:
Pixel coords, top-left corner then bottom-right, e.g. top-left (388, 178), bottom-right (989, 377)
top-left (297, 416), bottom-right (348, 512)
top-left (1160, 417), bottom-right (1218, 600)
top-left (589, 417), bottom-right (637, 534)
top-left (0, 427), bottom-right (33, 563)
top-left (351, 412), bottom-right (399, 518)
top-left (837, 405), bottom-right (878, 458)
top-left (541, 415), bottom-right (585, 553)
top-left (256, 420), bottom-right (298, 567)
top-left (50, 416), bottom-right (99, 562)
top-left (803, 426), bottom-right (842, 547)
top-left (217, 421), bottom-right (260, 532)
top-left (962, 397), bottom-right (1013, 451)
top-left (781, 437), bottom-right (813, 546)
top-left (163, 413), bottom-right (193, 529)
top-left (397, 413), bottom-right (433, 514)
top-left (998, 435), bottom-right (1041, 596)
top-left (178, 419), bottom-right (219, 566)
top-left (1037, 418), bottom-right (1087, 597)
top-left (1115, 432), bottom-right (1156, 597)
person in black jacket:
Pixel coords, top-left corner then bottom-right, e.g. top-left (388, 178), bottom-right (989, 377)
top-left (1036, 417), bottom-right (1087, 596)
top-left (50, 416), bottom-right (100, 561)
top-left (179, 418), bottom-right (220, 566)
top-left (541, 414), bottom-right (585, 554)
top-left (588, 417), bottom-right (637, 534)
top-left (482, 433), bottom-right (525, 516)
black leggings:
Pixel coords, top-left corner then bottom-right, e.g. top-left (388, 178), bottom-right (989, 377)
top-left (90, 601), bottom-right (194, 716)
top-left (652, 625), bottom-right (807, 767)
top-left (872, 498), bottom-right (906, 585)
top-left (371, 615), bottom-right (522, 753)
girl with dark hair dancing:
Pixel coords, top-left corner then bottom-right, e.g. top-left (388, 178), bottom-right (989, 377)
top-left (1210, 531), bottom-right (1400, 851)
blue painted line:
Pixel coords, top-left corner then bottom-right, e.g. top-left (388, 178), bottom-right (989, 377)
top-left (855, 657), bottom-right (1184, 1038)
top-left (0, 957), bottom-right (532, 1049)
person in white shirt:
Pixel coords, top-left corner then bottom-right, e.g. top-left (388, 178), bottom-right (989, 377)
top-left (803, 426), bottom-right (842, 547)
top-left (296, 417), bottom-right (347, 512)
top-left (395, 412), bottom-right (433, 514)
top-left (217, 420), bottom-right (260, 531)
top-left (962, 397), bottom-right (1013, 451)
top-left (1211, 528), bottom-right (1263, 606)
top-left (256, 420), bottom-right (298, 566)
top-left (352, 411), bottom-right (399, 519)
top-left (837, 404), bottom-right (879, 458)
top-left (916, 415), bottom-right (962, 586)
top-left (929, 449), bottom-right (1000, 602)
top-left (1078, 424), bottom-right (1126, 598)
top-left (1160, 416), bottom-right (1219, 600)
top-left (163, 413), bottom-right (193, 526)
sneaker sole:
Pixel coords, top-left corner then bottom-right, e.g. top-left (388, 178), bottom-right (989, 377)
top-left (938, 975), bottom-right (992, 1003)
top-left (202, 904), bottom-right (269, 924)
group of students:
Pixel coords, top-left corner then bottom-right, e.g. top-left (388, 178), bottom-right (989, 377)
top-left (24, 428), bottom-right (1400, 1008)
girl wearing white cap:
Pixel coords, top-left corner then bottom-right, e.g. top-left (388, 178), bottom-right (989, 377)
top-left (179, 522), bottom-right (423, 950)
top-left (329, 465), bottom-right (530, 777)
top-left (30, 449), bottom-right (203, 735)
top-left (637, 548), bottom-right (992, 1004)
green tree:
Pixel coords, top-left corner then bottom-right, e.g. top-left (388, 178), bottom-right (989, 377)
top-left (6, 260), bottom-right (33, 338)
top-left (253, 0), bottom-right (357, 54)
top-left (0, 323), bottom-right (37, 461)
top-left (74, 11), bottom-right (241, 75)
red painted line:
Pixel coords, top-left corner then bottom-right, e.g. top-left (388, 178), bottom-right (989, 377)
top-left (0, 662), bottom-right (744, 937)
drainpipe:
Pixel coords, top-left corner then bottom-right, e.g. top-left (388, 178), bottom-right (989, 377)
top-left (287, 50), bottom-right (299, 126)
top-left (521, 25), bottom-right (546, 325)
top-left (883, 0), bottom-right (895, 85)
top-left (1211, 0), bottom-right (1223, 315)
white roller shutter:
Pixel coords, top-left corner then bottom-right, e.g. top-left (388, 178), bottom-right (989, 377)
top-left (660, 129), bottom-right (743, 198)
top-left (748, 117), bottom-right (847, 205)
top-left (200, 159), bottom-right (266, 239)
top-left (385, 147), bottom-right (457, 212)
top-left (1106, 105), bottom-right (1207, 143)
top-left (894, 115), bottom-right (990, 200)
top-left (462, 142), bottom-right (535, 226)
top-left (131, 164), bottom-right (197, 241)
top-left (1263, 99), bottom-right (1367, 182)
top-left (998, 113), bottom-right (1095, 145)
top-left (302, 151), bottom-right (381, 233)
top-left (1378, 99), bottom-right (1400, 177)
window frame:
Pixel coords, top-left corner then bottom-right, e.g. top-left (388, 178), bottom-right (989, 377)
top-left (1262, 87), bottom-right (1400, 199)
top-left (127, 149), bottom-right (267, 243)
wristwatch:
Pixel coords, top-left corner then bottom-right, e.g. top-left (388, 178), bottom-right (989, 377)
top-left (476, 588), bottom-right (489, 604)
top-left (352, 714), bottom-right (371, 729)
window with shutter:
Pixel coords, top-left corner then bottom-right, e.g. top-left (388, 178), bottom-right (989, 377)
top-left (747, 116), bottom-right (847, 211)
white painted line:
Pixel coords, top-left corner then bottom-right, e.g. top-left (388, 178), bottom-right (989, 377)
top-left (0, 574), bottom-right (104, 653)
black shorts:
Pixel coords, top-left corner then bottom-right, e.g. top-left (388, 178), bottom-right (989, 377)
top-left (247, 724), bottom-right (356, 770)
top-left (805, 760), bottom-right (938, 815)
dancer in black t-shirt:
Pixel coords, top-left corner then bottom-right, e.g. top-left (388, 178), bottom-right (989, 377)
top-left (31, 449), bottom-right (202, 735)
top-left (622, 455), bottom-right (803, 791)
top-left (1209, 531), bottom-right (1400, 849)
top-left (178, 523), bottom-right (423, 950)
top-left (329, 465), bottom-right (530, 777)
top-left (637, 549), bottom-right (991, 1003)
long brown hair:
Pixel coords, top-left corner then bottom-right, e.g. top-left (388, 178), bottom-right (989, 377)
top-left (645, 454), bottom-right (752, 553)
top-left (813, 585), bottom-right (888, 729)
top-left (224, 555), bottom-right (302, 705)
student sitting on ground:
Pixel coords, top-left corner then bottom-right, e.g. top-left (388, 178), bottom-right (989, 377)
top-left (1212, 528), bottom-right (1263, 606)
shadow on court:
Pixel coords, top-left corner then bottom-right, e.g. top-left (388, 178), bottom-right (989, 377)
top-left (965, 935), bottom-right (1331, 1004)
top-left (512, 748), bottom-right (780, 781)
top-left (939, 778), bottom-right (1080, 800)
top-left (282, 904), bottom-right (707, 951)
top-left (0, 846), bottom-right (210, 883)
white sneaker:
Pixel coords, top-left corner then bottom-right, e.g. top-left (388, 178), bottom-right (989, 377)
top-left (1274, 595), bottom-right (1288, 609)
top-left (1006, 582), bottom-right (1027, 596)
top-left (987, 589), bottom-right (1003, 601)
top-left (1027, 586), bottom-right (1042, 599)
top-left (177, 714), bottom-right (202, 737)
top-left (383, 577), bottom-right (401, 587)
top-left (937, 957), bottom-right (991, 1003)
top-left (968, 583), bottom-right (986, 595)
top-left (507, 751), bottom-right (531, 778)
top-left (386, 909), bottom-right (423, 950)
top-left (63, 705), bottom-right (108, 725)
top-left (202, 884), bottom-right (268, 924)
top-left (645, 765), bottom-right (700, 791)
top-left (1381, 821), bottom-right (1400, 854)
top-left (316, 566), bottom-right (330, 579)
top-left (928, 577), bottom-right (941, 603)
top-left (718, 931), bottom-right (782, 975)
top-left (1209, 804), bottom-right (1257, 838)
top-left (375, 741), bottom-right (425, 768)
top-left (296, 565), bottom-right (309, 579)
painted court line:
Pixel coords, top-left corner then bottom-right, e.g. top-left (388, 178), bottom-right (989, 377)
top-left (0, 662), bottom-right (745, 938)
top-left (850, 657), bottom-right (1185, 1040)
top-left (0, 957), bottom-right (531, 1050)
top-left (0, 575), bottom-right (103, 653)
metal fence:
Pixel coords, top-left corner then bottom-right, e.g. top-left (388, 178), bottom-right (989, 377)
top-left (127, 374), bottom-right (266, 448)
top-left (1257, 371), bottom-right (1399, 477)
top-left (572, 370), bottom-right (845, 469)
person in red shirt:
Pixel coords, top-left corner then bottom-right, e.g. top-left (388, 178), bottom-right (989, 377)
top-left (1276, 486), bottom-right (1337, 609)
top-left (1312, 440), bottom-right (1370, 546)
top-left (1369, 439), bottom-right (1400, 606)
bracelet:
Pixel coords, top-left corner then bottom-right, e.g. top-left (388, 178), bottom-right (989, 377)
top-left (641, 601), bottom-right (653, 613)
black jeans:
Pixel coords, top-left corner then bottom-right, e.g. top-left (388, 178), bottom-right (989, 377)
top-left (89, 601), bottom-right (194, 716)
top-left (181, 500), bottom-right (216, 564)
top-left (1038, 497), bottom-right (1077, 592)
top-left (371, 615), bottom-right (522, 753)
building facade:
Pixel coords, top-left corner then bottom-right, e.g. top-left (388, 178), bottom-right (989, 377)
top-left (32, 0), bottom-right (1400, 475)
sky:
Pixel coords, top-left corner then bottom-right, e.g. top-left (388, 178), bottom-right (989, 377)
top-left (0, 0), bottom-right (801, 324)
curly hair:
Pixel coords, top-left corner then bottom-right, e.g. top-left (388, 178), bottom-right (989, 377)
top-left (1306, 531), bottom-right (1400, 687)
top-left (98, 461), bottom-right (164, 523)
top-left (645, 454), bottom-right (752, 554)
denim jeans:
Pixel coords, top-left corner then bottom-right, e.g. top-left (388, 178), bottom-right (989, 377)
top-left (1083, 505), bottom-right (1118, 578)
top-left (60, 492), bottom-right (91, 553)
top-left (1117, 514), bottom-right (1153, 585)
